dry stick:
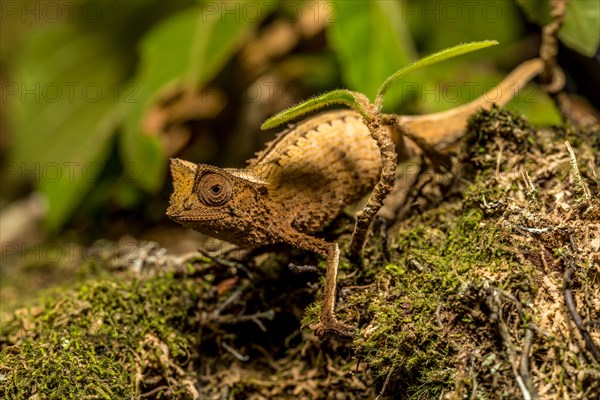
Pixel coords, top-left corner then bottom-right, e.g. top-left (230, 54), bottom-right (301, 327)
top-left (196, 248), bottom-right (255, 279)
top-left (540, 0), bottom-right (567, 89)
top-left (495, 285), bottom-right (551, 338)
top-left (519, 328), bottom-right (538, 400)
top-left (436, 302), bottom-right (444, 331)
top-left (222, 342), bottom-right (250, 362)
top-left (375, 366), bottom-right (395, 400)
top-left (514, 225), bottom-right (551, 235)
top-left (174, 251), bottom-right (212, 266)
top-left (288, 264), bottom-right (319, 274)
top-left (469, 369), bottom-right (479, 400)
top-left (379, 114), bottom-right (450, 225)
top-left (540, 0), bottom-right (568, 116)
top-left (211, 309), bottom-right (275, 328)
top-left (563, 257), bottom-right (600, 363)
top-left (391, 159), bottom-right (427, 222)
top-left (486, 289), bottom-right (532, 400)
top-left (139, 386), bottom-right (171, 398)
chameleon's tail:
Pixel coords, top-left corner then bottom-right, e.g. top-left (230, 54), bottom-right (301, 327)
top-left (398, 58), bottom-right (545, 150)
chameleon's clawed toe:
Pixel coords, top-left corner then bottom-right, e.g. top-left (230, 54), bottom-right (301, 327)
top-left (310, 316), bottom-right (354, 338)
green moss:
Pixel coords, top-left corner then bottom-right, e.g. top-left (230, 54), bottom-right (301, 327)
top-left (465, 105), bottom-right (537, 168)
top-left (333, 107), bottom-right (600, 399)
top-left (341, 109), bottom-right (554, 399)
top-left (301, 301), bottom-right (321, 329)
top-left (342, 200), bottom-right (530, 398)
top-left (1, 274), bottom-right (208, 399)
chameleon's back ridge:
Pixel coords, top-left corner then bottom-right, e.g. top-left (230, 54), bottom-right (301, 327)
top-left (249, 110), bottom-right (381, 233)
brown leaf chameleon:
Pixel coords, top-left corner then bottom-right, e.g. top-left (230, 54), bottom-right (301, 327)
top-left (167, 59), bottom-right (544, 337)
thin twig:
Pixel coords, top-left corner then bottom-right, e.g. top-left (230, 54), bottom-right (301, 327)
top-left (563, 257), bottom-right (600, 363)
top-left (469, 369), bottom-right (478, 400)
top-left (197, 248), bottom-right (255, 279)
top-left (139, 386), bottom-right (171, 398)
top-left (288, 263), bottom-right (320, 274)
top-left (436, 302), bottom-right (444, 331)
top-left (222, 342), bottom-right (249, 362)
top-left (486, 288), bottom-right (532, 400)
top-left (213, 310), bottom-right (275, 326)
top-left (519, 328), bottom-right (538, 399)
top-left (514, 225), bottom-right (551, 235)
top-left (375, 366), bottom-right (394, 400)
top-left (521, 169), bottom-right (537, 200)
top-left (494, 286), bottom-right (551, 338)
top-left (540, 0), bottom-right (568, 119)
top-left (212, 288), bottom-right (243, 317)
top-left (342, 283), bottom-right (375, 291)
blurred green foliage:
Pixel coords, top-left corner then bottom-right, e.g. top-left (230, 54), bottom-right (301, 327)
top-left (327, 0), bottom-right (415, 108)
top-left (2, 0), bottom-right (597, 232)
top-left (517, 0), bottom-right (600, 57)
top-left (262, 40), bottom-right (500, 129)
top-left (123, 5), bottom-right (262, 192)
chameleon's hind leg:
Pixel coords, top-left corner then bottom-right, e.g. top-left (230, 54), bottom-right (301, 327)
top-left (348, 117), bottom-right (452, 261)
top-left (349, 122), bottom-right (398, 261)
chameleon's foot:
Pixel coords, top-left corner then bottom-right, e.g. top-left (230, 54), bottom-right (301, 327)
top-left (310, 315), bottom-right (354, 338)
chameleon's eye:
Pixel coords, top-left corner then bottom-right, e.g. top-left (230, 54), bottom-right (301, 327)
top-left (197, 172), bottom-right (233, 206)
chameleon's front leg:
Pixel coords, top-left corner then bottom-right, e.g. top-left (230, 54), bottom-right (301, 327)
top-left (286, 233), bottom-right (353, 337)
top-left (309, 242), bottom-right (355, 337)
top-left (349, 121), bottom-right (398, 260)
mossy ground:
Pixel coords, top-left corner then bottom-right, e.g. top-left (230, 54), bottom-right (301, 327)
top-left (1, 108), bottom-right (598, 399)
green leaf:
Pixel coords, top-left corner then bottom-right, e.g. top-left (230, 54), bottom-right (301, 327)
top-left (560, 0), bottom-right (600, 57)
top-left (327, 0), bottom-right (416, 110)
top-left (123, 3), bottom-right (265, 191)
top-left (515, 0), bottom-right (552, 25)
top-left (261, 90), bottom-right (370, 130)
top-left (506, 86), bottom-right (562, 127)
top-left (11, 25), bottom-right (128, 230)
top-left (517, 0), bottom-right (599, 57)
top-left (375, 40), bottom-right (498, 110)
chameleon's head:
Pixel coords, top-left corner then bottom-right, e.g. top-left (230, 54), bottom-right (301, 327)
top-left (166, 158), bottom-right (269, 246)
